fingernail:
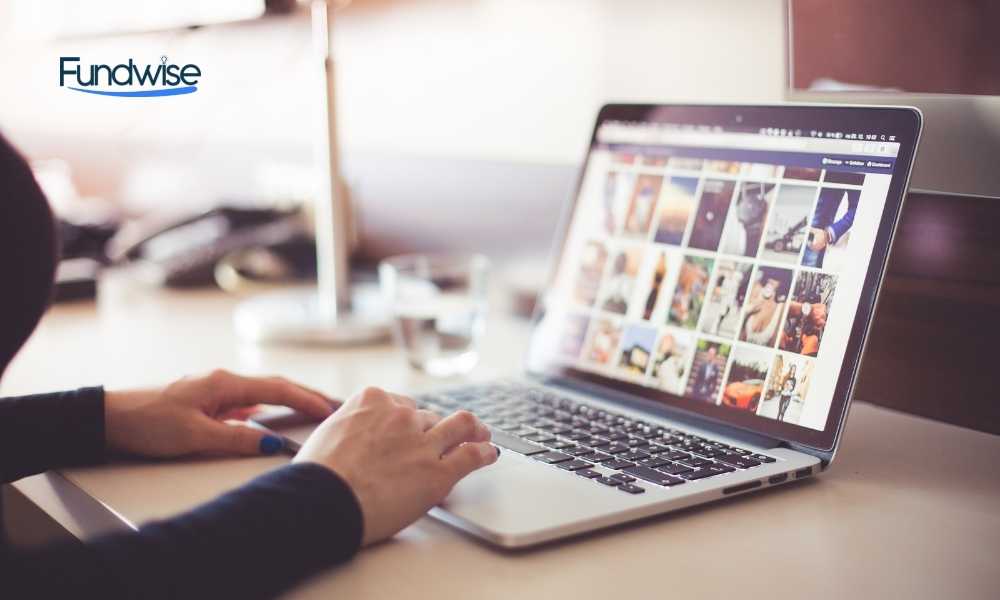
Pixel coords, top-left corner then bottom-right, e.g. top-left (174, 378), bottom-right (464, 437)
top-left (477, 423), bottom-right (491, 439)
top-left (259, 435), bottom-right (284, 455)
top-left (494, 445), bottom-right (501, 458)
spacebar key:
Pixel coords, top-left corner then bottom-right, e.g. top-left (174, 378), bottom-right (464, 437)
top-left (490, 429), bottom-right (548, 455)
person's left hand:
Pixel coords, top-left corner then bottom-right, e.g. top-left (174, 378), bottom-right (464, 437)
top-left (104, 369), bottom-right (336, 458)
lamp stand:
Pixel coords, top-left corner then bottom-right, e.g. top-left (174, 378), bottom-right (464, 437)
top-left (233, 0), bottom-right (389, 345)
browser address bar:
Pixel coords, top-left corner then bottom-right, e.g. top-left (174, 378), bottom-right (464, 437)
top-left (596, 124), bottom-right (899, 157)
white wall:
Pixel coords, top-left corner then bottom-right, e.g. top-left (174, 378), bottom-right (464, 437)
top-left (0, 0), bottom-right (786, 207)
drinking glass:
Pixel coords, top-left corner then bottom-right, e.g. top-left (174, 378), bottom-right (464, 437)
top-left (378, 253), bottom-right (490, 377)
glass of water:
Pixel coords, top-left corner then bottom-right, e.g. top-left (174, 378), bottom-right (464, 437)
top-left (379, 253), bottom-right (490, 377)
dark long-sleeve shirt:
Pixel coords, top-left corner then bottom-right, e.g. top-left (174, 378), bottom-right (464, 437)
top-left (0, 387), bottom-right (363, 599)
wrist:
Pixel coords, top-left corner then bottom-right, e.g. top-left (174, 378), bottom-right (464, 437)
top-left (103, 388), bottom-right (159, 453)
top-left (825, 226), bottom-right (837, 245)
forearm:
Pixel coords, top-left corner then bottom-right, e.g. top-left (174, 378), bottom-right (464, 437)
top-left (1, 462), bottom-right (363, 599)
top-left (0, 387), bottom-right (106, 483)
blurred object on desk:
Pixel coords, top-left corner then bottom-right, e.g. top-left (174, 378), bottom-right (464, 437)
top-left (30, 159), bottom-right (119, 302)
top-left (106, 205), bottom-right (311, 288)
top-left (379, 253), bottom-right (490, 378)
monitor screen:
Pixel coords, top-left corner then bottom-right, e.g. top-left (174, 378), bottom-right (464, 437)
top-left (527, 104), bottom-right (920, 451)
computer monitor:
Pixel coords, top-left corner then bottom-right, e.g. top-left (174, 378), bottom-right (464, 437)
top-left (786, 0), bottom-right (1000, 197)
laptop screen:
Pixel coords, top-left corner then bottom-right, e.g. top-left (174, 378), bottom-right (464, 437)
top-left (527, 104), bottom-right (921, 452)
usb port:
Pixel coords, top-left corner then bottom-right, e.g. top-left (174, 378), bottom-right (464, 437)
top-left (768, 473), bottom-right (788, 485)
top-left (794, 467), bottom-right (812, 479)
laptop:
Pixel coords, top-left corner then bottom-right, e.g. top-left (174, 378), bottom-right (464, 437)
top-left (268, 103), bottom-right (922, 548)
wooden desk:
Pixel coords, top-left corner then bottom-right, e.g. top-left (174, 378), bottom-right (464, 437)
top-left (4, 281), bottom-right (999, 599)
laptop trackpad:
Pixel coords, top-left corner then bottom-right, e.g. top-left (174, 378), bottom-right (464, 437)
top-left (437, 457), bottom-right (623, 538)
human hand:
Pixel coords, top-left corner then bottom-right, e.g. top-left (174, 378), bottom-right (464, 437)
top-left (293, 386), bottom-right (498, 546)
top-left (808, 227), bottom-right (829, 252)
top-left (105, 369), bottom-right (335, 458)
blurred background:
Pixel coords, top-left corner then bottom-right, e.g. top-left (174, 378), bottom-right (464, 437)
top-left (0, 0), bottom-right (998, 432)
top-left (0, 0), bottom-right (792, 260)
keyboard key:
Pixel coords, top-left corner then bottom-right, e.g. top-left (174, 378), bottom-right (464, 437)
top-left (623, 465), bottom-right (686, 487)
top-left (752, 454), bottom-right (777, 463)
top-left (645, 444), bottom-right (668, 455)
top-left (601, 459), bottom-right (636, 470)
top-left (534, 451), bottom-right (572, 464)
top-left (620, 449), bottom-right (651, 462)
top-left (583, 436), bottom-right (610, 447)
top-left (677, 457), bottom-right (711, 468)
top-left (663, 450), bottom-right (690, 461)
top-left (596, 476), bottom-right (620, 486)
top-left (636, 426), bottom-right (659, 440)
top-left (617, 483), bottom-right (646, 494)
top-left (610, 473), bottom-right (636, 483)
top-left (506, 428), bottom-right (536, 438)
top-left (604, 431), bottom-right (629, 442)
top-left (626, 437), bottom-right (650, 448)
top-left (637, 456), bottom-right (671, 469)
top-left (657, 463), bottom-right (694, 476)
top-left (576, 468), bottom-right (602, 479)
top-left (681, 465), bottom-right (734, 480)
top-left (692, 447), bottom-right (726, 459)
top-left (567, 446), bottom-right (596, 457)
top-left (548, 440), bottom-right (576, 451)
top-left (557, 459), bottom-right (594, 471)
top-left (564, 430), bottom-right (592, 441)
top-left (716, 454), bottom-right (762, 469)
top-left (489, 430), bottom-right (548, 456)
top-left (496, 421), bottom-right (526, 432)
top-left (605, 443), bottom-right (631, 454)
top-left (582, 451), bottom-right (612, 463)
top-left (524, 432), bottom-right (557, 444)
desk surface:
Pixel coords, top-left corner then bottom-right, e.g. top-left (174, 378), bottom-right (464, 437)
top-left (5, 281), bottom-right (1000, 600)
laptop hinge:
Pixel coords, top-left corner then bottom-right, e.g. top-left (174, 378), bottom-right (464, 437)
top-left (787, 441), bottom-right (834, 469)
top-left (532, 374), bottom-right (784, 451)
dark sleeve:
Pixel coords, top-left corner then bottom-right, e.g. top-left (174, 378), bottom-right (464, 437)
top-left (828, 191), bottom-right (859, 243)
top-left (1, 462), bottom-right (363, 599)
top-left (0, 387), bottom-right (106, 483)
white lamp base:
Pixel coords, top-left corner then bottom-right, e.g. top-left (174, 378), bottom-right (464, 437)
top-left (233, 284), bottom-right (391, 345)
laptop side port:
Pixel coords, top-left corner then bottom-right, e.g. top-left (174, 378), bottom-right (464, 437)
top-left (768, 473), bottom-right (788, 485)
top-left (794, 467), bottom-right (813, 479)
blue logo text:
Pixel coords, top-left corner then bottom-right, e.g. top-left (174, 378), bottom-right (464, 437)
top-left (59, 56), bottom-right (201, 97)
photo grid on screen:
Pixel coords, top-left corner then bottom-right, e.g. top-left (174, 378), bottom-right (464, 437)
top-left (555, 148), bottom-right (871, 431)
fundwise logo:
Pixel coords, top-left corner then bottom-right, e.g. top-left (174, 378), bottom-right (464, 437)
top-left (59, 56), bottom-right (201, 97)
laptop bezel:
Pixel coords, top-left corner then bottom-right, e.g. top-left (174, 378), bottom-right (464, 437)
top-left (525, 103), bottom-right (922, 455)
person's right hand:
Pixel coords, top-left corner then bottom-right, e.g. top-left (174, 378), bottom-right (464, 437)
top-left (808, 226), bottom-right (830, 252)
top-left (293, 386), bottom-right (498, 546)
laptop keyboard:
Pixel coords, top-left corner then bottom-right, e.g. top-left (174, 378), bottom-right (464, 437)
top-left (415, 381), bottom-right (777, 496)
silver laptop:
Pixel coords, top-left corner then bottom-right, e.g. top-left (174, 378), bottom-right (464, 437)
top-left (273, 103), bottom-right (922, 548)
